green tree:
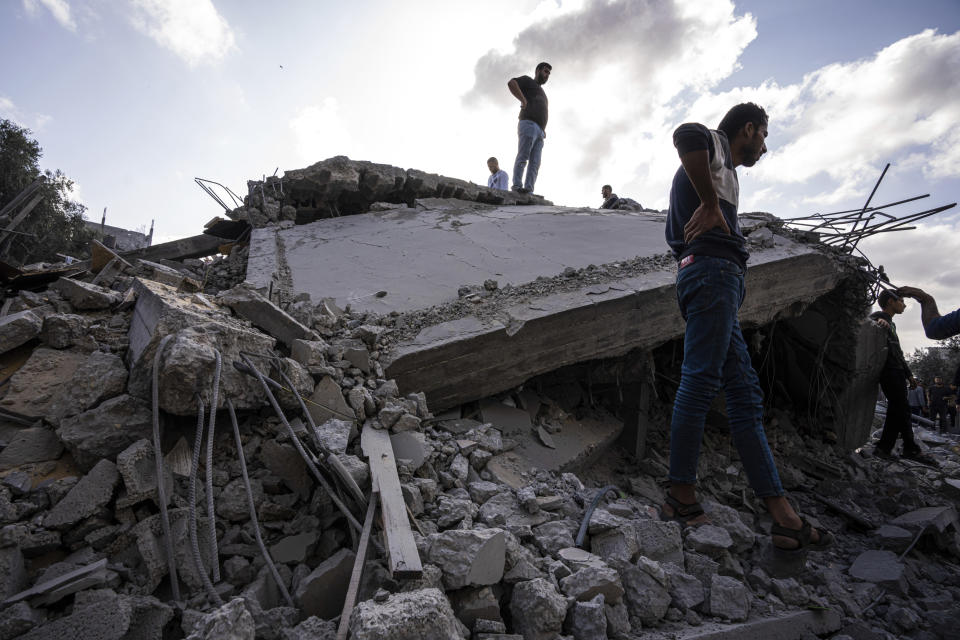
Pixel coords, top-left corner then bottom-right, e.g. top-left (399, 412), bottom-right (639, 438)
top-left (908, 335), bottom-right (960, 385)
top-left (0, 119), bottom-right (92, 265)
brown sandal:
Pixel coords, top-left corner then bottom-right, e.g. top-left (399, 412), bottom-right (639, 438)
top-left (771, 518), bottom-right (834, 553)
top-left (660, 494), bottom-right (707, 527)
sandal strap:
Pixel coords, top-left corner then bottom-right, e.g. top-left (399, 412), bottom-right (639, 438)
top-left (771, 519), bottom-right (813, 546)
top-left (665, 494), bottom-right (704, 518)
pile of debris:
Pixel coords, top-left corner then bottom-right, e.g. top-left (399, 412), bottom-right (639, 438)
top-left (0, 161), bottom-right (958, 640)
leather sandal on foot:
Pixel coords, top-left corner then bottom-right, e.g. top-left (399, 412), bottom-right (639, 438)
top-left (660, 494), bottom-right (706, 527)
top-left (771, 518), bottom-right (834, 553)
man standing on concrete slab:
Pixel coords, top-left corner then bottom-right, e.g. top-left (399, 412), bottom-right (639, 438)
top-left (897, 286), bottom-right (960, 340)
top-left (486, 157), bottom-right (509, 191)
top-left (508, 62), bottom-right (551, 194)
top-left (870, 291), bottom-right (936, 462)
top-left (661, 102), bottom-right (833, 554)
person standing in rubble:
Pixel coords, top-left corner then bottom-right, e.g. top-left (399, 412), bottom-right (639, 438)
top-left (661, 102), bottom-right (834, 554)
top-left (508, 62), bottom-right (551, 195)
top-left (928, 376), bottom-right (951, 433)
top-left (486, 157), bottom-right (509, 191)
top-left (870, 291), bottom-right (937, 462)
top-left (908, 377), bottom-right (927, 417)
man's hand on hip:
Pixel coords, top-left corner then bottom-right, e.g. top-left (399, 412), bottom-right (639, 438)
top-left (684, 200), bottom-right (729, 244)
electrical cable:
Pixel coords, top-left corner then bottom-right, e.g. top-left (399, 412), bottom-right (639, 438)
top-left (575, 485), bottom-right (625, 548)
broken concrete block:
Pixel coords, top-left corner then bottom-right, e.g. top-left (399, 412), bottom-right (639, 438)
top-left (57, 394), bottom-right (153, 471)
top-left (390, 431), bottom-right (427, 469)
top-left (560, 565), bottom-right (624, 604)
top-left (273, 357), bottom-right (314, 411)
top-left (290, 339), bottom-right (329, 367)
top-left (116, 438), bottom-right (173, 505)
top-left (294, 547), bottom-right (354, 620)
top-left (349, 587), bottom-right (465, 639)
top-left (662, 562), bottom-right (704, 611)
top-left (589, 525), bottom-right (639, 564)
top-left (434, 495), bottom-right (478, 529)
top-left (339, 339), bottom-right (371, 373)
top-left (307, 376), bottom-right (354, 426)
top-left (604, 601), bottom-right (630, 638)
top-left (614, 558), bottom-right (671, 626)
top-left (0, 546), bottom-right (26, 602)
top-left (703, 501), bottom-right (756, 552)
top-left (532, 520), bottom-right (576, 557)
top-left (0, 310), bottom-right (41, 355)
top-left (220, 284), bottom-right (319, 348)
top-left (43, 459), bottom-right (119, 529)
top-left (848, 550), bottom-right (904, 586)
top-left (468, 480), bottom-right (502, 504)
top-left (49, 350), bottom-right (128, 423)
top-left (52, 277), bottom-right (121, 310)
top-left (127, 278), bottom-right (276, 414)
top-left (557, 547), bottom-right (607, 573)
top-left (635, 518), bottom-right (684, 565)
top-left (315, 418), bottom-right (354, 455)
top-left (260, 440), bottom-right (311, 500)
top-left (890, 505), bottom-right (958, 534)
top-left (771, 576), bottom-right (809, 606)
top-left (217, 478), bottom-right (263, 522)
top-left (707, 574), bottom-right (750, 621)
top-left (509, 578), bottom-right (567, 640)
top-left (0, 601), bottom-right (44, 639)
top-left (876, 524), bottom-right (914, 552)
top-left (186, 598), bottom-right (255, 640)
top-left (281, 616), bottom-right (336, 640)
top-left (426, 528), bottom-right (506, 590)
top-left (391, 412), bottom-right (421, 433)
top-left (564, 594), bottom-right (607, 640)
top-left (0, 427), bottom-right (63, 471)
top-left (685, 524), bottom-right (734, 557)
top-left (270, 532), bottom-right (319, 564)
top-left (0, 347), bottom-right (87, 420)
top-left (40, 313), bottom-right (86, 349)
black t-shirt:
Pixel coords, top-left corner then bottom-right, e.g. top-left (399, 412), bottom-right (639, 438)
top-left (929, 384), bottom-right (951, 406)
top-left (513, 75), bottom-right (548, 131)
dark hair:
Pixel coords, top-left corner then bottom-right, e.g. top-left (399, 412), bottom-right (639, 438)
top-left (717, 103), bottom-right (768, 140)
top-left (602, 184), bottom-right (612, 191)
top-left (878, 290), bottom-right (901, 309)
top-left (487, 157), bottom-right (498, 164)
top-left (535, 62), bottom-right (552, 73)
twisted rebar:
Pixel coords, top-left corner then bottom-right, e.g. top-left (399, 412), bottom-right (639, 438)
top-left (189, 395), bottom-right (223, 606)
top-left (152, 334), bottom-right (180, 601)
top-left (205, 349), bottom-right (222, 582)
top-left (227, 399), bottom-right (294, 608)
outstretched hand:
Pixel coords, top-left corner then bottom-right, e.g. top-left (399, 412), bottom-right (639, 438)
top-left (684, 201), bottom-right (729, 244)
top-left (896, 286), bottom-right (932, 303)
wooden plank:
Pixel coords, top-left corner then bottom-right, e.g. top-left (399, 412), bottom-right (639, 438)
top-left (336, 487), bottom-right (379, 640)
top-left (119, 233), bottom-right (225, 262)
top-left (360, 427), bottom-right (422, 579)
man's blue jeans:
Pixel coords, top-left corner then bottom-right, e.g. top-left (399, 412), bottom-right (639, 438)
top-left (669, 256), bottom-right (784, 498)
top-left (513, 120), bottom-right (545, 191)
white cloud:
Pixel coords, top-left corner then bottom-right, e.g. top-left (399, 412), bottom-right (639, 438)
top-left (22, 0), bottom-right (77, 32)
top-left (0, 96), bottom-right (52, 132)
top-left (129, 0), bottom-right (237, 67)
top-left (289, 99), bottom-right (354, 165)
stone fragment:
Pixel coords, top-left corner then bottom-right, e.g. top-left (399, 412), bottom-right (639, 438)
top-left (43, 459), bottom-right (119, 529)
top-left (282, 616), bottom-right (336, 640)
top-left (565, 594), bottom-right (607, 640)
top-left (260, 440), bottom-right (311, 500)
top-left (116, 438), bottom-right (173, 504)
top-left (57, 394), bottom-right (153, 471)
top-left (703, 502), bottom-right (756, 552)
top-left (560, 565), bottom-right (624, 604)
top-left (0, 428), bottom-right (63, 471)
top-left (270, 532), bottom-right (319, 564)
top-left (49, 350), bottom-right (128, 422)
top-left (40, 313), bottom-right (86, 349)
top-left (52, 277), bottom-right (121, 310)
top-left (557, 547), bottom-right (606, 573)
top-left (349, 587), bottom-right (465, 639)
top-left (0, 601), bottom-right (44, 640)
top-left (707, 574), bottom-right (750, 621)
top-left (224, 556), bottom-right (254, 585)
top-left (848, 550), bottom-right (904, 586)
top-left (890, 505), bottom-right (958, 533)
top-left (315, 418), bottom-right (353, 455)
top-left (273, 357), bottom-right (314, 411)
top-left (662, 562), bottom-right (704, 611)
top-left (510, 578), bottom-right (568, 640)
top-left (468, 480), bottom-right (502, 504)
top-left (220, 284), bottom-right (320, 348)
top-left (390, 431), bottom-right (427, 469)
top-left (635, 518), bottom-right (684, 565)
top-left (186, 598), bottom-right (255, 640)
top-left (771, 577), bottom-right (808, 606)
top-left (295, 548), bottom-right (355, 619)
top-left (217, 478), bottom-right (263, 521)
top-left (434, 495), bottom-right (478, 529)
top-left (590, 525), bottom-right (639, 563)
top-left (290, 339), bottom-right (329, 367)
top-left (685, 524), bottom-right (734, 557)
top-left (0, 310), bottom-right (41, 355)
top-left (875, 524), bottom-right (913, 552)
top-left (392, 412), bottom-right (421, 433)
top-left (0, 547), bottom-right (26, 601)
top-left (449, 586), bottom-right (502, 628)
top-left (0, 348), bottom-right (86, 420)
top-left (450, 454), bottom-right (470, 482)
top-left (308, 376), bottom-right (354, 426)
top-left (615, 559), bottom-right (671, 626)
top-left (604, 601), bottom-right (630, 638)
top-left (427, 528), bottom-right (506, 589)
top-left (532, 521), bottom-right (576, 557)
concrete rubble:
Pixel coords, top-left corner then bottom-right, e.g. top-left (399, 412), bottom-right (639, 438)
top-left (0, 157), bottom-right (957, 639)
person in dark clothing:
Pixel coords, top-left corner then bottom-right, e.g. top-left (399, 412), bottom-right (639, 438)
top-left (508, 62), bottom-right (551, 194)
top-left (871, 291), bottom-right (936, 463)
top-left (928, 376), bottom-right (951, 433)
top-left (600, 185), bottom-right (620, 209)
top-left (660, 102), bottom-right (833, 554)
top-left (907, 378), bottom-right (927, 417)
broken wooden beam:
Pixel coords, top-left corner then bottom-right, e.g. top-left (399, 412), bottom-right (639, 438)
top-left (336, 487), bottom-right (379, 640)
top-left (360, 426), bottom-right (423, 579)
top-left (119, 233), bottom-right (227, 263)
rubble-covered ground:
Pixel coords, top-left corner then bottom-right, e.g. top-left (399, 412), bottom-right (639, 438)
top-left (0, 168), bottom-right (958, 640)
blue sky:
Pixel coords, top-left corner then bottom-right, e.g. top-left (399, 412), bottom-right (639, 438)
top-left (2, 0), bottom-right (959, 352)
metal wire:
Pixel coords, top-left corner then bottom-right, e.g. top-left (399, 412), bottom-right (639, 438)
top-left (575, 485), bottom-right (625, 548)
top-left (226, 399), bottom-right (295, 608)
top-left (205, 349), bottom-right (222, 582)
top-left (151, 334), bottom-right (180, 601)
top-left (189, 395), bottom-right (223, 606)
top-left (240, 354), bottom-right (363, 533)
